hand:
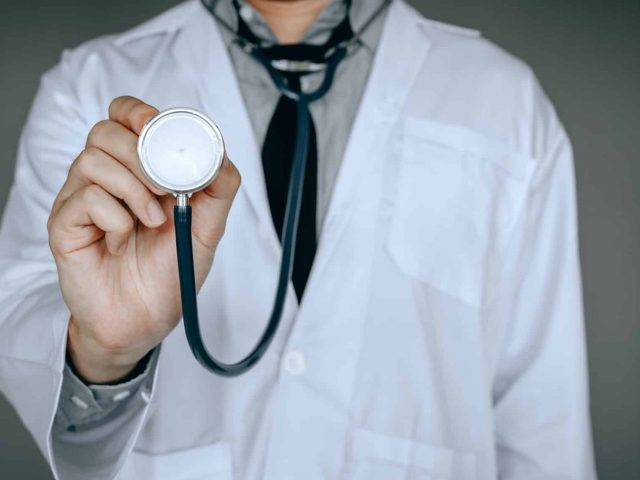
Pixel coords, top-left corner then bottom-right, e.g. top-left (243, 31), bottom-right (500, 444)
top-left (48, 96), bottom-right (241, 383)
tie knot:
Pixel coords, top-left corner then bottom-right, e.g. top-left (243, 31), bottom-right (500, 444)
top-left (235, 2), bottom-right (354, 65)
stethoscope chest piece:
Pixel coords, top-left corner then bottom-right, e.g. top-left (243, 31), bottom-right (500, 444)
top-left (137, 106), bottom-right (280, 377)
top-left (137, 108), bottom-right (225, 196)
top-left (134, 105), bottom-right (299, 377)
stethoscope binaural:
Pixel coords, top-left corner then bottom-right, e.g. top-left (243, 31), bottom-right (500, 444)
top-left (137, 0), bottom-right (391, 377)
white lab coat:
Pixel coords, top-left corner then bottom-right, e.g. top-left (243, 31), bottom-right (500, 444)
top-left (0, 1), bottom-right (596, 479)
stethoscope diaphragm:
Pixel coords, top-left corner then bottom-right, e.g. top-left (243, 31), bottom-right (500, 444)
top-left (137, 108), bottom-right (225, 196)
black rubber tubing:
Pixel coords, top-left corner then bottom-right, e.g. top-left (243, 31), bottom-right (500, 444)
top-left (180, 0), bottom-right (389, 377)
top-left (174, 99), bottom-right (311, 377)
top-left (174, 40), bottom-right (348, 377)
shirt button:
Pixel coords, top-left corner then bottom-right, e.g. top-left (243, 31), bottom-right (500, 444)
top-left (140, 389), bottom-right (151, 404)
top-left (112, 390), bottom-right (131, 402)
top-left (283, 350), bottom-right (306, 376)
top-left (70, 395), bottom-right (88, 410)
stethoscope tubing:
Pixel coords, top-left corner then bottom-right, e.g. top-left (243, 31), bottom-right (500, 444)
top-left (174, 0), bottom-right (390, 377)
top-left (174, 99), bottom-right (311, 377)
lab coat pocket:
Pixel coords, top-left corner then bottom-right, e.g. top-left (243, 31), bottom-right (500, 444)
top-left (346, 428), bottom-right (476, 480)
top-left (387, 117), bottom-right (536, 307)
top-left (117, 442), bottom-right (233, 480)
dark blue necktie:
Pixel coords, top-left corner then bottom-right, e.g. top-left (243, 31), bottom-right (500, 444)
top-left (237, 9), bottom-right (354, 300)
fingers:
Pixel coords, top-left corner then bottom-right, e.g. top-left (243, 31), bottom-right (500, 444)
top-left (190, 154), bottom-right (242, 249)
top-left (108, 96), bottom-right (159, 135)
top-left (49, 184), bottom-right (135, 256)
top-left (53, 146), bottom-right (166, 228)
top-left (202, 154), bottom-right (241, 201)
top-left (84, 118), bottom-right (165, 196)
top-left (50, 96), bottom-right (241, 256)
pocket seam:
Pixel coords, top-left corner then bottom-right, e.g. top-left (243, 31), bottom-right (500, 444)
top-left (403, 116), bottom-right (537, 182)
top-left (351, 427), bottom-right (475, 479)
top-left (119, 442), bottom-right (233, 480)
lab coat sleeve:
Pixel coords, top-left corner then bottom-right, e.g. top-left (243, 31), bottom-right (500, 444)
top-left (0, 50), bottom-right (160, 480)
top-left (489, 79), bottom-right (597, 479)
top-left (54, 348), bottom-right (158, 432)
top-left (51, 347), bottom-right (160, 479)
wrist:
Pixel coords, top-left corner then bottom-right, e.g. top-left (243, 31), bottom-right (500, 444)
top-left (66, 317), bottom-right (149, 384)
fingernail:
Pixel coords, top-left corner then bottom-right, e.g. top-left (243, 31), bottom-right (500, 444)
top-left (146, 200), bottom-right (166, 225)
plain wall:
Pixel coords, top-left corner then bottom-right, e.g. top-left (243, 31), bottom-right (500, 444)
top-left (1, 1), bottom-right (638, 478)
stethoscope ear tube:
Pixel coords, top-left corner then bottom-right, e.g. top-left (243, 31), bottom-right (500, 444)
top-left (173, 100), bottom-right (311, 377)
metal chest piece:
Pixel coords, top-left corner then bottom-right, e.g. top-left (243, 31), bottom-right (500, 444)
top-left (137, 108), bottom-right (225, 201)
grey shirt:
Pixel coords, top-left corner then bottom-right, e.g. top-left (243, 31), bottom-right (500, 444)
top-left (54, 0), bottom-right (386, 433)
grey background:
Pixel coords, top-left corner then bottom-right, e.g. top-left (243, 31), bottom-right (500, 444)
top-left (0, 0), bottom-right (638, 478)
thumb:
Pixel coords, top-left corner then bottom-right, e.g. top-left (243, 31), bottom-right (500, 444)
top-left (189, 154), bottom-right (241, 250)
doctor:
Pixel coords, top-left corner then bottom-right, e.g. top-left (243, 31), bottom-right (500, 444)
top-left (0, 0), bottom-right (596, 479)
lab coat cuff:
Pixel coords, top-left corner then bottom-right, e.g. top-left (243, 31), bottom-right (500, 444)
top-left (54, 346), bottom-right (160, 431)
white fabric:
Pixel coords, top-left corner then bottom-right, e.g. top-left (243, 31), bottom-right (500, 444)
top-left (0, 1), bottom-right (596, 479)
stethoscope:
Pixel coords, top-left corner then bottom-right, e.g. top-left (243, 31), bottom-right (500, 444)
top-left (137, 0), bottom-right (391, 377)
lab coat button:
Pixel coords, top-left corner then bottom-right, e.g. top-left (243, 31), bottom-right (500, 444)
top-left (283, 350), bottom-right (306, 375)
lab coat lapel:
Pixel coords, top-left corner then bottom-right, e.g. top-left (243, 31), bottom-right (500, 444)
top-left (308, 1), bottom-right (431, 288)
top-left (172, 3), bottom-right (280, 254)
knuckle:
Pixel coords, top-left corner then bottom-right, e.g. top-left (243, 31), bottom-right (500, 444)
top-left (47, 219), bottom-right (63, 255)
top-left (46, 213), bottom-right (56, 235)
top-left (232, 165), bottom-right (242, 186)
top-left (129, 182), bottom-right (152, 206)
top-left (87, 119), bottom-right (111, 146)
top-left (48, 235), bottom-right (62, 257)
top-left (108, 96), bottom-right (132, 117)
top-left (226, 163), bottom-right (242, 190)
top-left (82, 183), bottom-right (103, 203)
top-left (74, 147), bottom-right (100, 177)
top-left (114, 214), bottom-right (134, 235)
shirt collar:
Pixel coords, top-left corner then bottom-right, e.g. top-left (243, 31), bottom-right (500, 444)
top-left (210, 0), bottom-right (387, 52)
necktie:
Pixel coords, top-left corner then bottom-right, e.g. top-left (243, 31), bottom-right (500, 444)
top-left (236, 8), bottom-right (354, 300)
top-left (262, 78), bottom-right (317, 300)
